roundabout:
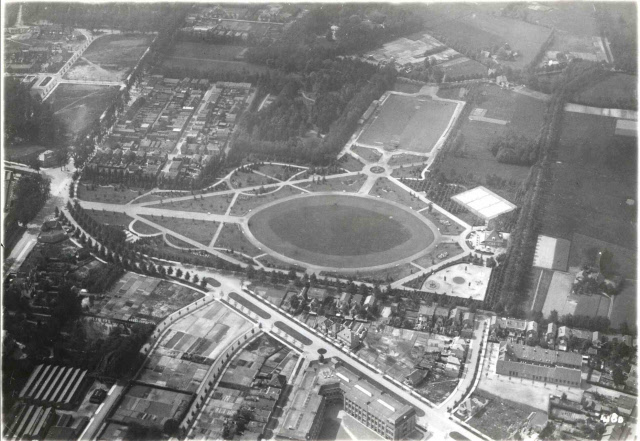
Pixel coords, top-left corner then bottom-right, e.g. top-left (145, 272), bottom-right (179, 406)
top-left (246, 194), bottom-right (437, 269)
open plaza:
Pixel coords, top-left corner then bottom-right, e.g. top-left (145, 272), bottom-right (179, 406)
top-left (422, 263), bottom-right (492, 301)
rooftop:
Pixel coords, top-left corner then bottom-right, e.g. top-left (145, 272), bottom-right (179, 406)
top-left (451, 186), bottom-right (517, 220)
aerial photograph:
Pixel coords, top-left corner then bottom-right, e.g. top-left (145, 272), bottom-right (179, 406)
top-left (1, 1), bottom-right (637, 440)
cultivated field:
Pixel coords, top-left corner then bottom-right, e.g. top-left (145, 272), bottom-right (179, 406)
top-left (89, 273), bottom-right (204, 323)
top-left (139, 301), bottom-right (252, 390)
top-left (48, 84), bottom-right (120, 135)
top-left (541, 112), bottom-right (637, 249)
top-left (112, 385), bottom-right (192, 429)
top-left (357, 94), bottom-right (456, 153)
top-left (65, 34), bottom-right (152, 82)
top-left (247, 194), bottom-right (435, 269)
top-left (140, 214), bottom-right (219, 246)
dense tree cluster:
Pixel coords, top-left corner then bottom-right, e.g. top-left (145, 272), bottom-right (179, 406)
top-left (595, 3), bottom-right (637, 74)
top-left (83, 263), bottom-right (125, 294)
top-left (245, 4), bottom-right (424, 71)
top-left (489, 131), bottom-right (540, 166)
top-left (23, 3), bottom-right (188, 33)
top-left (4, 78), bottom-right (67, 148)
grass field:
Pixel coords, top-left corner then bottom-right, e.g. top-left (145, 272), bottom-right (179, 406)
top-left (77, 183), bottom-right (142, 204)
top-left (159, 193), bottom-right (233, 214)
top-left (230, 169), bottom-right (278, 189)
top-left (297, 174), bottom-right (367, 193)
top-left (387, 153), bottom-right (428, 167)
top-left (420, 210), bottom-right (466, 235)
top-left (567, 233), bottom-right (637, 280)
top-left (468, 390), bottom-right (540, 440)
top-left (65, 34), bottom-right (152, 82)
top-left (133, 190), bottom-right (190, 204)
top-left (255, 254), bottom-right (306, 273)
top-left (393, 82), bottom-right (423, 94)
top-left (140, 214), bottom-right (219, 246)
top-left (48, 84), bottom-right (120, 135)
top-left (434, 85), bottom-right (546, 200)
top-left (248, 194), bottom-right (435, 268)
top-left (159, 39), bottom-right (268, 75)
top-left (229, 185), bottom-right (303, 216)
top-left (391, 164), bottom-right (427, 179)
top-left (352, 146), bottom-right (382, 163)
top-left (573, 73), bottom-right (637, 110)
top-left (441, 58), bottom-right (487, 80)
top-left (86, 209), bottom-right (133, 228)
top-left (369, 178), bottom-right (428, 210)
top-left (165, 234), bottom-right (197, 249)
top-left (541, 111), bottom-right (636, 249)
top-left (524, 2), bottom-right (599, 36)
top-left (427, 13), bottom-right (551, 69)
top-left (214, 223), bottom-right (262, 256)
top-left (130, 220), bottom-right (161, 235)
top-left (357, 94), bottom-right (456, 153)
top-left (610, 280), bottom-right (637, 330)
top-left (338, 154), bottom-right (366, 172)
top-left (413, 242), bottom-right (465, 269)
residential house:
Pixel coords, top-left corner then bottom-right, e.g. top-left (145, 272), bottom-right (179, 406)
top-left (483, 230), bottom-right (508, 248)
top-left (337, 327), bottom-right (360, 350)
top-left (546, 323), bottom-right (558, 346)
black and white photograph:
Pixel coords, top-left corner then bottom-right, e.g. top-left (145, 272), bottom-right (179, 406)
top-left (1, 1), bottom-right (637, 440)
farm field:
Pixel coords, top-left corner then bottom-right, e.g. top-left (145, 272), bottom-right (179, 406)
top-left (523, 2), bottom-right (599, 36)
top-left (573, 73), bottom-right (637, 110)
top-left (214, 223), bottom-right (262, 257)
top-left (541, 112), bottom-right (637, 249)
top-left (357, 94), bottom-right (456, 153)
top-left (140, 214), bottom-right (219, 246)
top-left (89, 273), bottom-right (204, 323)
top-left (48, 84), bottom-right (120, 135)
top-left (433, 85), bottom-right (546, 201)
top-left (65, 34), bottom-right (153, 82)
top-left (139, 301), bottom-right (252, 391)
top-left (369, 178), bottom-right (428, 210)
top-left (77, 183), bottom-right (142, 204)
top-left (159, 42), bottom-right (268, 76)
top-left (112, 385), bottom-right (192, 429)
top-left (248, 194), bottom-right (435, 269)
top-left (158, 193), bottom-right (233, 214)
